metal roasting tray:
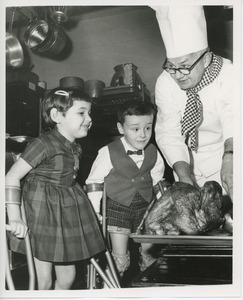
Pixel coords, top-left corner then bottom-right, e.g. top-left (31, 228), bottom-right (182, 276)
top-left (130, 232), bottom-right (232, 247)
top-left (130, 182), bottom-right (233, 248)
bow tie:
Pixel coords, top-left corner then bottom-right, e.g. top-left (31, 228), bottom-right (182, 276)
top-left (127, 150), bottom-right (143, 155)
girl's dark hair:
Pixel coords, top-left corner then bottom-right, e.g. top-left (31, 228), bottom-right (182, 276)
top-left (42, 87), bottom-right (91, 129)
top-left (117, 99), bottom-right (156, 125)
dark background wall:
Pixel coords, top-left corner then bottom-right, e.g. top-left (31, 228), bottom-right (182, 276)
top-left (5, 5), bottom-right (233, 185)
top-left (6, 6), bottom-right (233, 97)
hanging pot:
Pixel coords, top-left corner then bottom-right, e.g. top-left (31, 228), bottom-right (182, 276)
top-left (24, 19), bottom-right (67, 56)
top-left (6, 32), bottom-right (24, 68)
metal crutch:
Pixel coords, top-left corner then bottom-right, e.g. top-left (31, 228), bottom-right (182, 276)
top-left (135, 180), bottom-right (169, 234)
top-left (101, 183), bottom-right (120, 288)
top-left (86, 183), bottom-right (120, 289)
top-left (5, 200), bottom-right (35, 290)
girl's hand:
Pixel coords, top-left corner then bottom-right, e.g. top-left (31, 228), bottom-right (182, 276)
top-left (9, 220), bottom-right (28, 239)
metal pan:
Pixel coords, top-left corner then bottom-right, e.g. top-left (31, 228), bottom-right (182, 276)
top-left (130, 233), bottom-right (232, 247)
top-left (6, 32), bottom-right (24, 68)
top-left (24, 19), bottom-right (66, 56)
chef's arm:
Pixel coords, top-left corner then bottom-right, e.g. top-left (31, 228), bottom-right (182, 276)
top-left (221, 137), bottom-right (233, 201)
top-left (173, 161), bottom-right (195, 186)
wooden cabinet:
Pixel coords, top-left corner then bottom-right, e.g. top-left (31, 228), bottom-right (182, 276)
top-left (91, 83), bottom-right (151, 136)
top-left (6, 81), bottom-right (44, 138)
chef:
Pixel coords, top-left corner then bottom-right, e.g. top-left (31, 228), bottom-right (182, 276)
top-left (152, 6), bottom-right (233, 203)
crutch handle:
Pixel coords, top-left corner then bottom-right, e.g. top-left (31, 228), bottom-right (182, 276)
top-left (5, 200), bottom-right (36, 290)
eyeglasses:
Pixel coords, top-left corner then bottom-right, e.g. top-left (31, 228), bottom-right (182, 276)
top-left (163, 51), bottom-right (208, 75)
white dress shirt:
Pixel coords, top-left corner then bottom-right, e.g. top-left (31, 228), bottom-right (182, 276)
top-left (86, 137), bottom-right (165, 212)
top-left (155, 57), bottom-right (233, 185)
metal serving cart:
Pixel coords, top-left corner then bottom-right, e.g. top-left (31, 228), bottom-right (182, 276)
top-left (130, 230), bottom-right (232, 286)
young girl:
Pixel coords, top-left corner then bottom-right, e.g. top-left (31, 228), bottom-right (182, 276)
top-left (5, 87), bottom-right (106, 290)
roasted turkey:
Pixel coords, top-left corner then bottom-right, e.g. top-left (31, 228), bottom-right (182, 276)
top-left (141, 181), bottom-right (225, 236)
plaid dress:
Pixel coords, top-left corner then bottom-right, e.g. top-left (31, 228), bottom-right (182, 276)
top-left (9, 128), bottom-right (106, 263)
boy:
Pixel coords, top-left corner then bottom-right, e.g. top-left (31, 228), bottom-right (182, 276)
top-left (86, 99), bottom-right (166, 277)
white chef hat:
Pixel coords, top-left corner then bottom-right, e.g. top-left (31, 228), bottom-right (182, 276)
top-left (152, 5), bottom-right (208, 58)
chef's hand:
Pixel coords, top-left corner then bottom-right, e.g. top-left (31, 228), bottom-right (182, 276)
top-left (221, 153), bottom-right (233, 201)
top-left (223, 212), bottom-right (233, 234)
top-left (8, 219), bottom-right (28, 239)
top-left (173, 161), bottom-right (196, 186)
top-left (179, 175), bottom-right (195, 186)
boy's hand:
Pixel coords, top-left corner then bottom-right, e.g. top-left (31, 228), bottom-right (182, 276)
top-left (9, 220), bottom-right (28, 239)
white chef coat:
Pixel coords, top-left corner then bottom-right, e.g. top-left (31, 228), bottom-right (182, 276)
top-left (155, 57), bottom-right (233, 187)
top-left (86, 137), bottom-right (165, 212)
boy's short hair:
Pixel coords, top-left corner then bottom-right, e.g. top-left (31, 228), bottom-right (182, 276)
top-left (117, 99), bottom-right (156, 125)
